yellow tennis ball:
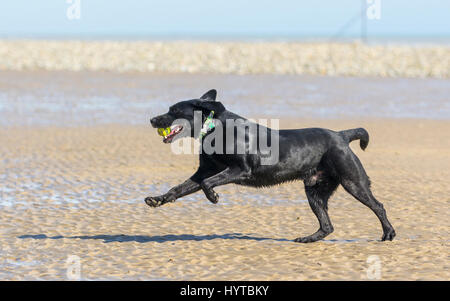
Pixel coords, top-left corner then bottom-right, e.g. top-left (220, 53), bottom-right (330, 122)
top-left (157, 127), bottom-right (171, 136)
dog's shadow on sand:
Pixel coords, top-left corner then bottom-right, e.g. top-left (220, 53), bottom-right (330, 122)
top-left (18, 233), bottom-right (292, 243)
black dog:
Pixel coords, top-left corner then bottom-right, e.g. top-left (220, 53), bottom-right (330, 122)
top-left (146, 89), bottom-right (396, 243)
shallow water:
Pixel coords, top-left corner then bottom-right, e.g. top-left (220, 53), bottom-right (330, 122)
top-left (0, 72), bottom-right (449, 127)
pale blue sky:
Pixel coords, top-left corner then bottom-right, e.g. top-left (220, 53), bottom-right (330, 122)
top-left (0, 0), bottom-right (449, 39)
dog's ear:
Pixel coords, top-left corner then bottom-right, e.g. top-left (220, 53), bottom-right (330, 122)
top-left (200, 89), bottom-right (217, 101)
top-left (193, 99), bottom-right (225, 115)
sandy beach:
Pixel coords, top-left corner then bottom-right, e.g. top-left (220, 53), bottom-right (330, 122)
top-left (0, 69), bottom-right (449, 280)
top-left (1, 119), bottom-right (449, 280)
top-left (0, 40), bottom-right (449, 78)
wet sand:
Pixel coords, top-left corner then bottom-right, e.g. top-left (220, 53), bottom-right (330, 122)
top-left (0, 71), bottom-right (449, 280)
top-left (1, 120), bottom-right (449, 280)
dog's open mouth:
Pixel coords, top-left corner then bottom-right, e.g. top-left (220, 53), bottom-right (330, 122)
top-left (162, 125), bottom-right (183, 143)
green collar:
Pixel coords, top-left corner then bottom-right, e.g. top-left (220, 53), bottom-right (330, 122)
top-left (199, 111), bottom-right (215, 139)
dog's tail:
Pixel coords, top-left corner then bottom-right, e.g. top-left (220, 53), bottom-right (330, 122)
top-left (339, 128), bottom-right (369, 150)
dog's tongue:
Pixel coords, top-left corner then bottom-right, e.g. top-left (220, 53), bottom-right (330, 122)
top-left (163, 135), bottom-right (173, 143)
top-left (160, 125), bottom-right (182, 143)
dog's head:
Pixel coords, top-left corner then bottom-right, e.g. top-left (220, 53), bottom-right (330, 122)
top-left (150, 89), bottom-right (225, 143)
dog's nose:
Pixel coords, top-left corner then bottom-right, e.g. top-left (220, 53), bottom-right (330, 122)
top-left (150, 117), bottom-right (157, 127)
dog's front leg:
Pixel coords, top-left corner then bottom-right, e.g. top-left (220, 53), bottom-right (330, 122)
top-left (200, 168), bottom-right (247, 204)
top-left (145, 178), bottom-right (200, 207)
top-left (145, 165), bottom-right (220, 207)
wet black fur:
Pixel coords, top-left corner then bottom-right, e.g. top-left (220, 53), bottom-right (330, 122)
top-left (146, 89), bottom-right (396, 243)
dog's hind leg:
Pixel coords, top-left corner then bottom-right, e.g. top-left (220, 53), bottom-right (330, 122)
top-left (329, 147), bottom-right (396, 241)
top-left (295, 176), bottom-right (339, 243)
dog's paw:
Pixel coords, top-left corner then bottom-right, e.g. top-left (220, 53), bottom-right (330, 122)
top-left (144, 196), bottom-right (165, 207)
top-left (381, 228), bottom-right (396, 241)
top-left (205, 190), bottom-right (219, 204)
top-left (294, 230), bottom-right (328, 243)
top-left (294, 236), bottom-right (316, 243)
top-left (210, 191), bottom-right (219, 204)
